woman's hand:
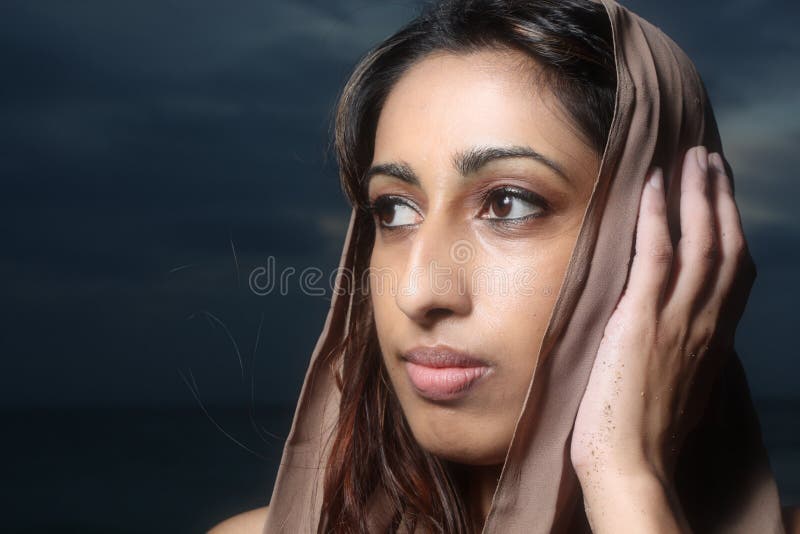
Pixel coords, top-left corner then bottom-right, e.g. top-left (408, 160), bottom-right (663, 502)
top-left (570, 145), bottom-right (757, 533)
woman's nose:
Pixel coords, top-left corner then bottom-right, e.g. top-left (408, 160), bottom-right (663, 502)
top-left (394, 224), bottom-right (473, 325)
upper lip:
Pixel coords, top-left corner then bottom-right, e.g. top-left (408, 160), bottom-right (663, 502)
top-left (402, 345), bottom-right (491, 368)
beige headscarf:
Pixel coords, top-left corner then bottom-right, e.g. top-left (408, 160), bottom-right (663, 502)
top-left (261, 0), bottom-right (786, 531)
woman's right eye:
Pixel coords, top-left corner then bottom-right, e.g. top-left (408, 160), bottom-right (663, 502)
top-left (369, 196), bottom-right (422, 228)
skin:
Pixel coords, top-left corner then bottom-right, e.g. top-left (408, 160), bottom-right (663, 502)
top-left (369, 50), bottom-right (596, 457)
top-left (366, 48), bottom-right (597, 519)
top-left (210, 48), bottom-right (800, 533)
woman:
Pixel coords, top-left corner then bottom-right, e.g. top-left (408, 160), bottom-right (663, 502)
top-left (213, 0), bottom-right (799, 531)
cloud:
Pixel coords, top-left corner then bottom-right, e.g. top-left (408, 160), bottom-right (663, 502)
top-left (2, 0), bottom-right (799, 406)
top-left (714, 81), bottom-right (800, 233)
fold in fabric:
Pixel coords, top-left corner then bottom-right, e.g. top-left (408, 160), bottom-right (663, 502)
top-left (261, 0), bottom-right (785, 532)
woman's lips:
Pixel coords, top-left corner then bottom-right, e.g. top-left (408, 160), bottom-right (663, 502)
top-left (402, 345), bottom-right (492, 401)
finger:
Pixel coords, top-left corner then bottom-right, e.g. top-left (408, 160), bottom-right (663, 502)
top-left (708, 152), bottom-right (751, 287)
top-left (625, 166), bottom-right (673, 315)
top-left (665, 146), bottom-right (719, 313)
top-left (706, 152), bottom-right (756, 332)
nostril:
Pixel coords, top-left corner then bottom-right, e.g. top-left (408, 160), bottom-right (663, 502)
top-left (414, 307), bottom-right (455, 327)
top-left (426, 308), bottom-right (453, 321)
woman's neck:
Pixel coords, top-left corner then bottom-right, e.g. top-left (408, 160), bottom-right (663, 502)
top-left (450, 462), bottom-right (503, 528)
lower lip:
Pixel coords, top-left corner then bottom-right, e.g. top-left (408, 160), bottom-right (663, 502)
top-left (403, 361), bottom-right (491, 401)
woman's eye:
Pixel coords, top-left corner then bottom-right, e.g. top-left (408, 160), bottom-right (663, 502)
top-left (370, 196), bottom-right (421, 228)
top-left (482, 188), bottom-right (546, 221)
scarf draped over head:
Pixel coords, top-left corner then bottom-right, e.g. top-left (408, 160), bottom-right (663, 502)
top-left (262, 0), bottom-right (785, 531)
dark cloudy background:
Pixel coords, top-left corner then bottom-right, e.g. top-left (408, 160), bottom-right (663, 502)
top-left (1, 0), bottom-right (798, 531)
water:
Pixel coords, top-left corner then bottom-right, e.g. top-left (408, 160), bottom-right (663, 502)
top-left (2, 400), bottom-right (798, 533)
top-left (2, 406), bottom-right (293, 533)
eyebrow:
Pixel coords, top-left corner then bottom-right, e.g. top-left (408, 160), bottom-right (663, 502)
top-left (364, 144), bottom-right (571, 189)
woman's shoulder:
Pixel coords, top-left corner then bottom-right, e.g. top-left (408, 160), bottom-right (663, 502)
top-left (208, 505), bottom-right (269, 533)
top-left (784, 504), bottom-right (800, 534)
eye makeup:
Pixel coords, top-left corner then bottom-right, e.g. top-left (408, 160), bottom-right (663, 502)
top-left (366, 181), bottom-right (552, 234)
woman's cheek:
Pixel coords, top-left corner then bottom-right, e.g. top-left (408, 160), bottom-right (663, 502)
top-left (478, 246), bottom-right (572, 356)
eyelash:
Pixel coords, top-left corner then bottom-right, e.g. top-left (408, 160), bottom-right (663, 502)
top-left (365, 185), bottom-right (550, 231)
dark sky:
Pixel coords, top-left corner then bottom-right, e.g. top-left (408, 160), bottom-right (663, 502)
top-left (2, 0), bottom-right (798, 408)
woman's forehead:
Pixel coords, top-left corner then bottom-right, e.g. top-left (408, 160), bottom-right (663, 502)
top-left (373, 50), bottom-right (599, 188)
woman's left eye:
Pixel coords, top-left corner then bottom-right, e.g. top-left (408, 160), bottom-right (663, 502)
top-left (481, 187), bottom-right (547, 221)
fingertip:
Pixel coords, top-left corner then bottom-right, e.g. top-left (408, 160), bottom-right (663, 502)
top-left (696, 145), bottom-right (708, 173)
top-left (709, 152), bottom-right (733, 195)
top-left (647, 167), bottom-right (664, 191)
top-left (709, 152), bottom-right (725, 174)
top-left (643, 167), bottom-right (667, 216)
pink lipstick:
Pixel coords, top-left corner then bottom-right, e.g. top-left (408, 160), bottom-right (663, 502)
top-left (402, 345), bottom-right (492, 401)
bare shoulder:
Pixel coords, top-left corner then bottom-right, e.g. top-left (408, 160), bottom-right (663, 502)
top-left (208, 505), bottom-right (269, 533)
top-left (784, 505), bottom-right (800, 534)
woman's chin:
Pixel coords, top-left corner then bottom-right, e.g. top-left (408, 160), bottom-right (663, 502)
top-left (426, 443), bottom-right (507, 467)
top-left (408, 419), bottom-right (511, 466)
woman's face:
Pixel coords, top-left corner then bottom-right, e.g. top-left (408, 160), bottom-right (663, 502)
top-left (368, 49), bottom-right (599, 466)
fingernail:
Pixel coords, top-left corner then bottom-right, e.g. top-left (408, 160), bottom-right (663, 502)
top-left (648, 167), bottom-right (663, 190)
top-left (709, 152), bottom-right (725, 174)
top-left (696, 146), bottom-right (708, 172)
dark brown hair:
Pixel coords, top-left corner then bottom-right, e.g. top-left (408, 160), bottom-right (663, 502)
top-left (316, 1), bottom-right (617, 532)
